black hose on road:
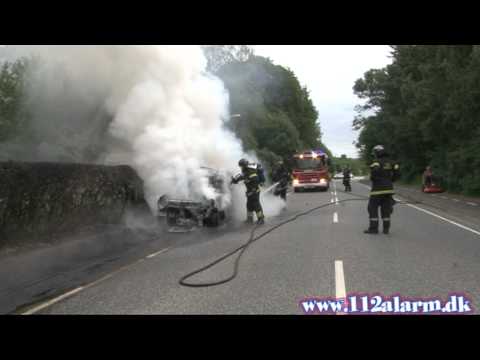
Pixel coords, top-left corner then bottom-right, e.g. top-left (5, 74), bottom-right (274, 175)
top-left (179, 190), bottom-right (422, 288)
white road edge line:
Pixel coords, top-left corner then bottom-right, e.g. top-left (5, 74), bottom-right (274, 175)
top-left (335, 260), bottom-right (346, 315)
top-left (396, 199), bottom-right (480, 237)
top-left (359, 182), bottom-right (480, 236)
top-left (333, 212), bottom-right (338, 223)
top-left (21, 247), bottom-right (171, 315)
top-left (467, 202), bottom-right (478, 207)
top-left (452, 199), bottom-right (460, 202)
top-left (22, 287), bottom-right (85, 315)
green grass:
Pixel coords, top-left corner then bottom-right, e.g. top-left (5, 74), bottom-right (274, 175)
top-left (398, 175), bottom-right (423, 189)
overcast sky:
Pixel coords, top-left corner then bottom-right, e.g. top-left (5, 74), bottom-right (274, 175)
top-left (254, 45), bottom-right (393, 158)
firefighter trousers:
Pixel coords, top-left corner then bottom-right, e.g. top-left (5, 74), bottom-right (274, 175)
top-left (246, 191), bottom-right (264, 220)
top-left (367, 194), bottom-right (394, 231)
top-left (275, 185), bottom-right (287, 201)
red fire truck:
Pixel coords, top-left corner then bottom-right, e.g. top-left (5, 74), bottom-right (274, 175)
top-left (292, 150), bottom-right (331, 192)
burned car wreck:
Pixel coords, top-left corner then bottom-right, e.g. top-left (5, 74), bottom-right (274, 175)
top-left (157, 168), bottom-right (231, 232)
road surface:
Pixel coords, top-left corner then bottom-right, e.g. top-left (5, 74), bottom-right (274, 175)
top-left (5, 179), bottom-right (480, 314)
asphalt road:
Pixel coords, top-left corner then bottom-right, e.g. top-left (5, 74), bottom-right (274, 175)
top-left (7, 179), bottom-right (480, 314)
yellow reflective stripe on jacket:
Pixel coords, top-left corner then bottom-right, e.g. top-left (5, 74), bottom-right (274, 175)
top-left (370, 162), bottom-right (380, 168)
top-left (249, 173), bottom-right (258, 178)
top-left (370, 189), bottom-right (395, 196)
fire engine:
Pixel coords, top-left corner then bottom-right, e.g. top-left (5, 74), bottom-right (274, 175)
top-left (292, 150), bottom-right (331, 192)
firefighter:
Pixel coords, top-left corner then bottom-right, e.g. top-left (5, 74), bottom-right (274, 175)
top-left (342, 166), bottom-right (352, 192)
top-left (272, 160), bottom-right (290, 201)
top-left (364, 145), bottom-right (400, 235)
top-left (231, 158), bottom-right (265, 225)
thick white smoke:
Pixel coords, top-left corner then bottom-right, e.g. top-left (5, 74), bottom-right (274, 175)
top-left (3, 45), bottom-right (286, 221)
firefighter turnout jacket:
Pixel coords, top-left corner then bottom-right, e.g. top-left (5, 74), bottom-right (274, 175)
top-left (232, 164), bottom-right (262, 197)
top-left (369, 157), bottom-right (400, 196)
top-left (273, 164), bottom-right (290, 188)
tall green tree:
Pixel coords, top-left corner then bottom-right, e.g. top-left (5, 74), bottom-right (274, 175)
top-left (354, 45), bottom-right (480, 195)
top-left (205, 47), bottom-right (329, 171)
top-left (0, 57), bottom-right (31, 141)
top-left (202, 45), bottom-right (254, 73)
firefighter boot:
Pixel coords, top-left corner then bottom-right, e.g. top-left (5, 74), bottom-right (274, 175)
top-left (256, 211), bottom-right (265, 225)
top-left (383, 219), bottom-right (390, 234)
top-left (364, 219), bottom-right (379, 234)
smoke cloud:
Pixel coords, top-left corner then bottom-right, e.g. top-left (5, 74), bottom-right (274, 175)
top-left (1, 45), bottom-right (285, 221)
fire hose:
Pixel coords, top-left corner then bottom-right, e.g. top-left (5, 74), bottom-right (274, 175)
top-left (178, 188), bottom-right (422, 288)
top-left (260, 182), bottom-right (281, 195)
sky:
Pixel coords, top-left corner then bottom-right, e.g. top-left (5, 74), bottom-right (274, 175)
top-left (254, 45), bottom-right (393, 158)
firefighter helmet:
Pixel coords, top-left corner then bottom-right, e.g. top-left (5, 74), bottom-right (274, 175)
top-left (372, 145), bottom-right (385, 157)
top-left (238, 158), bottom-right (249, 168)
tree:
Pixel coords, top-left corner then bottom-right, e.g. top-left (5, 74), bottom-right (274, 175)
top-left (202, 45), bottom-right (254, 73)
top-left (209, 50), bottom-right (329, 172)
top-left (0, 57), bottom-right (32, 142)
top-left (353, 45), bottom-right (480, 195)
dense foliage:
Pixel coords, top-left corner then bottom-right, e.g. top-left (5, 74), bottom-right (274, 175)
top-left (331, 155), bottom-right (368, 176)
top-left (354, 45), bottom-right (480, 195)
top-left (204, 45), bottom-right (330, 173)
top-left (0, 58), bottom-right (31, 142)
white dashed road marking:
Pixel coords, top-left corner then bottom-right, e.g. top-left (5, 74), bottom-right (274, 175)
top-left (335, 260), bottom-right (347, 315)
top-left (146, 248), bottom-right (170, 259)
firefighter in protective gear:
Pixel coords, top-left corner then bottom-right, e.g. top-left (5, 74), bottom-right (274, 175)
top-left (231, 159), bottom-right (265, 225)
top-left (272, 160), bottom-right (290, 201)
top-left (364, 145), bottom-right (400, 235)
top-left (342, 166), bottom-right (352, 192)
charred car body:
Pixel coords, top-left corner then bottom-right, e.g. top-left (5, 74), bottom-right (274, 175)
top-left (157, 168), bottom-right (231, 232)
